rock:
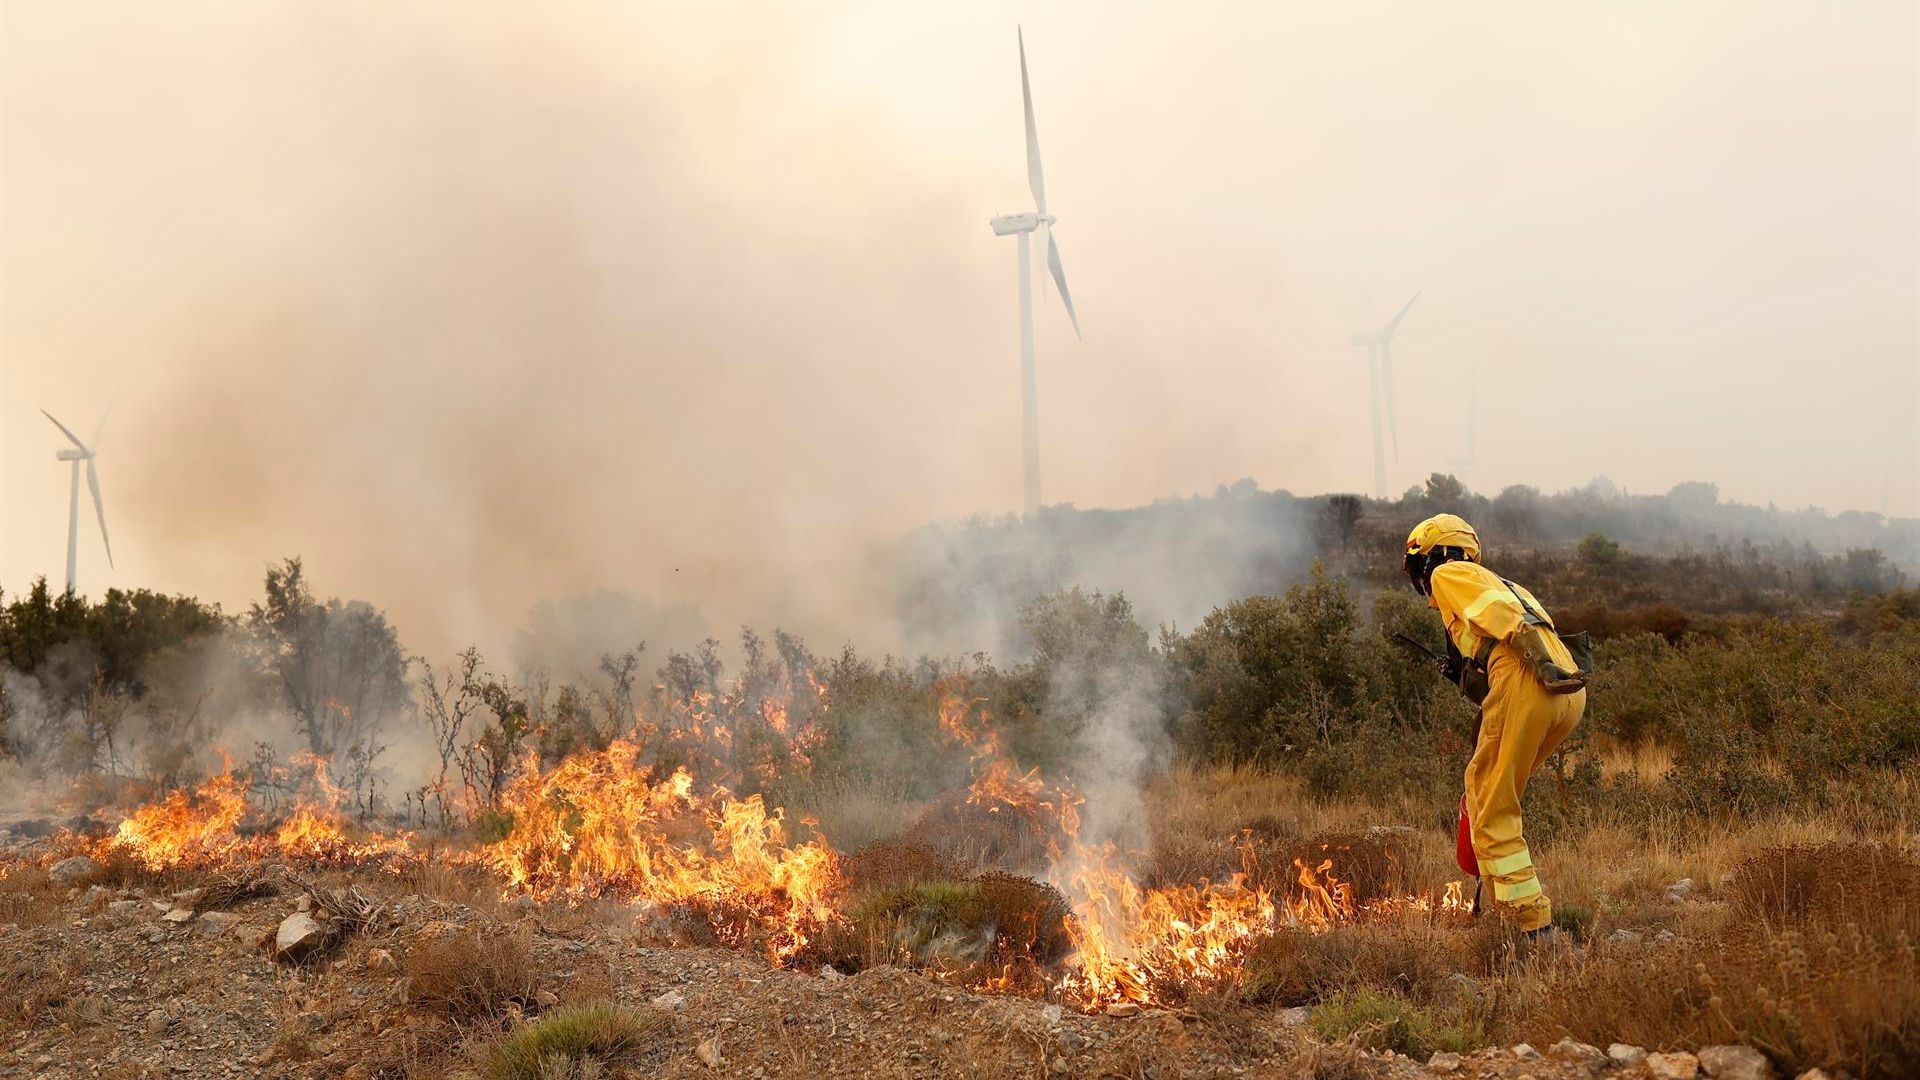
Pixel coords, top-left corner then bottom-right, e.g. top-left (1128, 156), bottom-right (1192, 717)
top-left (83, 885), bottom-right (109, 906)
top-left (1656, 929), bottom-right (1677, 943)
top-left (1666, 878), bottom-right (1695, 902)
top-left (1699, 1045), bottom-right (1772, 1080)
top-left (650, 989), bottom-right (687, 1012)
top-left (819, 965), bottom-right (843, 982)
top-left (1610, 929), bottom-right (1644, 945)
top-left (149, 899), bottom-right (172, 912)
top-left (533, 989), bottom-right (560, 1008)
top-left (1648, 1051), bottom-right (1701, 1080)
top-left (296, 895), bottom-right (312, 913)
top-left (106, 900), bottom-right (143, 915)
top-left (48, 855), bottom-right (98, 884)
top-left (144, 1008), bottom-right (169, 1035)
top-left (1511, 1043), bottom-right (1541, 1060)
top-left (1278, 1006), bottom-right (1312, 1027)
top-left (1428, 1051), bottom-right (1463, 1073)
top-left (170, 887), bottom-right (205, 905)
top-left (1105, 1002), bottom-right (1141, 1018)
top-left (695, 1034), bottom-right (722, 1069)
top-left (1041, 1004), bottom-right (1064, 1027)
top-left (1794, 1071), bottom-right (1834, 1080)
top-left (274, 912), bottom-right (328, 961)
top-left (365, 948), bottom-right (396, 972)
top-left (200, 911), bottom-right (244, 935)
top-left (1550, 1037), bottom-right (1608, 1070)
top-left (161, 906), bottom-right (195, 924)
top-left (1609, 1044), bottom-right (1648, 1067)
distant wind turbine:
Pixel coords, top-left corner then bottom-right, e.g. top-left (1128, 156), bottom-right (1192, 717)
top-left (1348, 291), bottom-right (1419, 498)
top-left (42, 408), bottom-right (113, 595)
top-left (989, 26), bottom-right (1081, 516)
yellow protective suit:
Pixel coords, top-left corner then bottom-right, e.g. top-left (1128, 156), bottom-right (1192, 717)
top-left (1428, 558), bottom-right (1585, 932)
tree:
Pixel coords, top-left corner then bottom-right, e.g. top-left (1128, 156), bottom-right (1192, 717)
top-left (247, 558), bottom-right (409, 797)
top-left (1424, 472), bottom-right (1468, 507)
top-left (1319, 495), bottom-right (1365, 554)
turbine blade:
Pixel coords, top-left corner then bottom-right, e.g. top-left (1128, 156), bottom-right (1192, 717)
top-left (91, 393), bottom-right (117, 448)
top-left (1019, 27), bottom-right (1047, 215)
top-left (1046, 231), bottom-right (1080, 339)
top-left (41, 409), bottom-right (88, 451)
top-left (86, 459), bottom-right (113, 569)
top-left (1384, 290), bottom-right (1420, 337)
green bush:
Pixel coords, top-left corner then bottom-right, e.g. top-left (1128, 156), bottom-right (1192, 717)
top-left (485, 1001), bottom-right (666, 1080)
top-left (1308, 986), bottom-right (1485, 1058)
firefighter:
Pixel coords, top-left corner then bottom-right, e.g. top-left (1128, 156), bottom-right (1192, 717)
top-left (1404, 513), bottom-right (1587, 934)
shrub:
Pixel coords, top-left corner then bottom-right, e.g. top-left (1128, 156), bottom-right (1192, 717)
top-left (1308, 986), bottom-right (1485, 1058)
top-left (485, 1001), bottom-right (666, 1080)
top-left (406, 929), bottom-right (539, 1020)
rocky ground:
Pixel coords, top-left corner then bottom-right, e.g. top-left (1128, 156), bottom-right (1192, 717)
top-left (0, 853), bottom-right (1811, 1080)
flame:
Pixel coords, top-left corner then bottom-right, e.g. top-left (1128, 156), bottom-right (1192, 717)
top-left (106, 768), bottom-right (249, 870)
top-left (481, 739), bottom-right (840, 962)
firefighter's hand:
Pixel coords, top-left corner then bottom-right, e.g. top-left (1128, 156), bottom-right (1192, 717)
top-left (1539, 663), bottom-right (1587, 694)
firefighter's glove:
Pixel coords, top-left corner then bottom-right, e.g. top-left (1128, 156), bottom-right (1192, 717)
top-left (1513, 625), bottom-right (1588, 695)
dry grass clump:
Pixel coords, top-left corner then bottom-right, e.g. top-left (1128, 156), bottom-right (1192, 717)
top-left (840, 840), bottom-right (970, 894)
top-left (197, 866), bottom-right (280, 910)
top-left (897, 793), bottom-right (1061, 871)
top-left (0, 864), bottom-right (66, 929)
top-left (483, 1001), bottom-right (667, 1080)
top-left (1240, 914), bottom-right (1493, 1007)
top-left (406, 929), bottom-right (542, 1021)
top-left (1506, 841), bottom-right (1920, 1078)
top-left (0, 951), bottom-right (81, 1034)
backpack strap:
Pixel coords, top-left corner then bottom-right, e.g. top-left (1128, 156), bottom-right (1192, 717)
top-left (1500, 578), bottom-right (1554, 630)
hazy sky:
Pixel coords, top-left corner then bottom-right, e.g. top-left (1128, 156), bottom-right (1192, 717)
top-left (2, 1), bottom-right (1916, 656)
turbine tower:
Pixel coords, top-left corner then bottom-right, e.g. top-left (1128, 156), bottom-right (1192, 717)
top-left (1347, 292), bottom-right (1419, 498)
top-left (42, 409), bottom-right (113, 595)
top-left (989, 27), bottom-right (1080, 516)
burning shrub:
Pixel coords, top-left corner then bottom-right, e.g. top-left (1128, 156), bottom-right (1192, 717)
top-left (483, 1000), bottom-right (667, 1080)
top-left (406, 929), bottom-right (541, 1021)
top-left (897, 792), bottom-right (1061, 871)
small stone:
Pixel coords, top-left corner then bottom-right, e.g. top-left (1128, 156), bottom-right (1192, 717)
top-left (1511, 1043), bottom-right (1541, 1060)
top-left (695, 1034), bottom-right (722, 1069)
top-left (161, 906), bottom-right (195, 924)
top-left (364, 948), bottom-right (396, 971)
top-left (650, 989), bottom-right (687, 1012)
top-left (1609, 929), bottom-right (1643, 945)
top-left (533, 989), bottom-right (560, 1007)
top-left (48, 855), bottom-right (98, 884)
top-left (1041, 1004), bottom-right (1064, 1027)
top-left (1278, 1006), bottom-right (1312, 1027)
top-left (200, 911), bottom-right (244, 935)
top-left (83, 885), bottom-right (109, 906)
top-left (107, 900), bottom-right (143, 915)
top-left (1648, 1051), bottom-right (1701, 1080)
top-left (1550, 1037), bottom-right (1608, 1070)
top-left (1794, 1071), bottom-right (1834, 1080)
top-left (170, 887), bottom-right (205, 905)
top-left (296, 896), bottom-right (312, 913)
top-left (1609, 1044), bottom-right (1648, 1067)
top-left (819, 965), bottom-right (843, 982)
top-left (1699, 1045), bottom-right (1772, 1080)
top-left (1656, 929), bottom-right (1677, 943)
top-left (274, 912), bottom-right (328, 961)
top-left (1105, 1002), bottom-right (1141, 1018)
top-left (1428, 1051), bottom-right (1463, 1073)
top-left (1666, 878), bottom-right (1695, 902)
top-left (145, 1008), bottom-right (169, 1035)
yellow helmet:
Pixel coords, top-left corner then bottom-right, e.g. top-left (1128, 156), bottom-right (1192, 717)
top-left (1404, 514), bottom-right (1480, 595)
top-left (1405, 513), bottom-right (1481, 559)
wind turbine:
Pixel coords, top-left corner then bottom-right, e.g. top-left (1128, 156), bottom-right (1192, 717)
top-left (989, 26), bottom-right (1080, 516)
top-left (42, 409), bottom-right (113, 595)
top-left (1347, 291), bottom-right (1418, 498)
